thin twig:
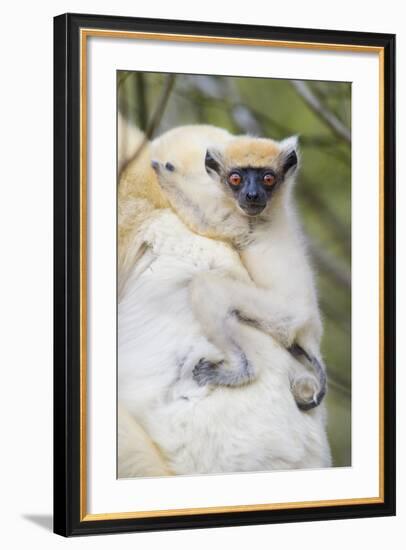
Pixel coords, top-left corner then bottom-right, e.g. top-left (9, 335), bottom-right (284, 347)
top-left (175, 87), bottom-right (350, 164)
top-left (326, 373), bottom-right (351, 397)
top-left (135, 73), bottom-right (148, 131)
top-left (126, 74), bottom-right (177, 168)
top-left (146, 74), bottom-right (177, 139)
top-left (291, 80), bottom-right (351, 144)
top-left (319, 296), bottom-right (351, 335)
top-left (307, 237), bottom-right (351, 290)
top-left (117, 72), bottom-right (132, 89)
top-left (297, 179), bottom-right (351, 257)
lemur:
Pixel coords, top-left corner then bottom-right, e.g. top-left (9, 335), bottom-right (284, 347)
top-left (151, 130), bottom-right (326, 410)
top-left (118, 124), bottom-right (331, 476)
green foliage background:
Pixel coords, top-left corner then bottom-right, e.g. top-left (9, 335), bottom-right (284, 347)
top-left (118, 72), bottom-right (352, 468)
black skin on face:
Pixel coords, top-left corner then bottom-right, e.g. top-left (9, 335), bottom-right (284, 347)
top-left (227, 167), bottom-right (279, 216)
top-left (205, 149), bottom-right (298, 217)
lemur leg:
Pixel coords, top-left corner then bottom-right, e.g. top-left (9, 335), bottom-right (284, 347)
top-left (189, 274), bottom-right (256, 387)
top-left (192, 314), bottom-right (255, 388)
top-left (189, 272), bottom-right (303, 387)
top-left (288, 344), bottom-right (327, 410)
top-left (289, 318), bottom-right (328, 410)
top-left (190, 272), bottom-right (327, 409)
top-left (190, 272), bottom-right (305, 346)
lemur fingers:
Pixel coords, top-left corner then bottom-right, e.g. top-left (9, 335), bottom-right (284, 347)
top-left (193, 353), bottom-right (255, 388)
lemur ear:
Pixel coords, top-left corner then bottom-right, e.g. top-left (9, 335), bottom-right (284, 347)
top-left (279, 136), bottom-right (299, 176)
top-left (205, 148), bottom-right (224, 178)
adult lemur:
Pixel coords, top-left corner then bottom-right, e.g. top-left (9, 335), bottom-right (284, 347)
top-left (118, 123), bottom-right (331, 476)
top-left (151, 128), bottom-right (326, 409)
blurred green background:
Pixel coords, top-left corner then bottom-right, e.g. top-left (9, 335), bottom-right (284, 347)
top-left (118, 72), bottom-right (352, 468)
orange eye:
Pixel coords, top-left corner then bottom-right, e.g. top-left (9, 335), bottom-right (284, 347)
top-left (228, 172), bottom-right (242, 186)
top-left (263, 173), bottom-right (275, 186)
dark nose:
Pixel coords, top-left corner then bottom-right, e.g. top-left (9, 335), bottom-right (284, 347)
top-left (246, 191), bottom-right (259, 202)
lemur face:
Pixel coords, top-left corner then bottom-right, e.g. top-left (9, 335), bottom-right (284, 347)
top-left (220, 166), bottom-right (278, 216)
top-left (151, 160), bottom-right (182, 195)
top-left (151, 159), bottom-right (213, 215)
top-left (205, 136), bottom-right (298, 217)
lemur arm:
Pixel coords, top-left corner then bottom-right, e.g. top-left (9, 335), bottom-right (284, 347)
top-left (189, 271), bottom-right (306, 387)
top-left (189, 271), bottom-right (327, 410)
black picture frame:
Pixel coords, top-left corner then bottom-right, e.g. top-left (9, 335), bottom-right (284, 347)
top-left (54, 12), bottom-right (396, 537)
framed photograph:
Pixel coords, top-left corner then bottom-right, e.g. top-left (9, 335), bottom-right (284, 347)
top-left (53, 13), bottom-right (396, 536)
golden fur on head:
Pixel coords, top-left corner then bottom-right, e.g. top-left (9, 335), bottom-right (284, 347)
top-left (222, 137), bottom-right (282, 169)
top-left (117, 124), bottom-right (296, 292)
top-left (151, 124), bottom-right (233, 176)
top-left (118, 124), bottom-right (232, 290)
top-left (119, 145), bottom-right (169, 210)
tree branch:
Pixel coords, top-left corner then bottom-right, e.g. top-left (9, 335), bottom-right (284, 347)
top-left (117, 71), bottom-right (132, 89)
top-left (175, 85), bottom-right (350, 163)
top-left (291, 80), bottom-right (351, 144)
top-left (128, 74), bottom-right (177, 165)
top-left (319, 296), bottom-right (351, 335)
top-left (297, 178), bottom-right (351, 257)
top-left (307, 237), bottom-right (351, 290)
top-left (135, 73), bottom-right (148, 131)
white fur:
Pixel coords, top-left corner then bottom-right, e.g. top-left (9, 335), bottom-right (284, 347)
top-left (118, 125), bottom-right (331, 476)
top-left (118, 403), bottom-right (173, 477)
top-left (153, 127), bottom-right (325, 403)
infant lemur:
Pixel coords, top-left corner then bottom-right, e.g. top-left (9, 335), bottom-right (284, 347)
top-left (151, 126), bottom-right (326, 410)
